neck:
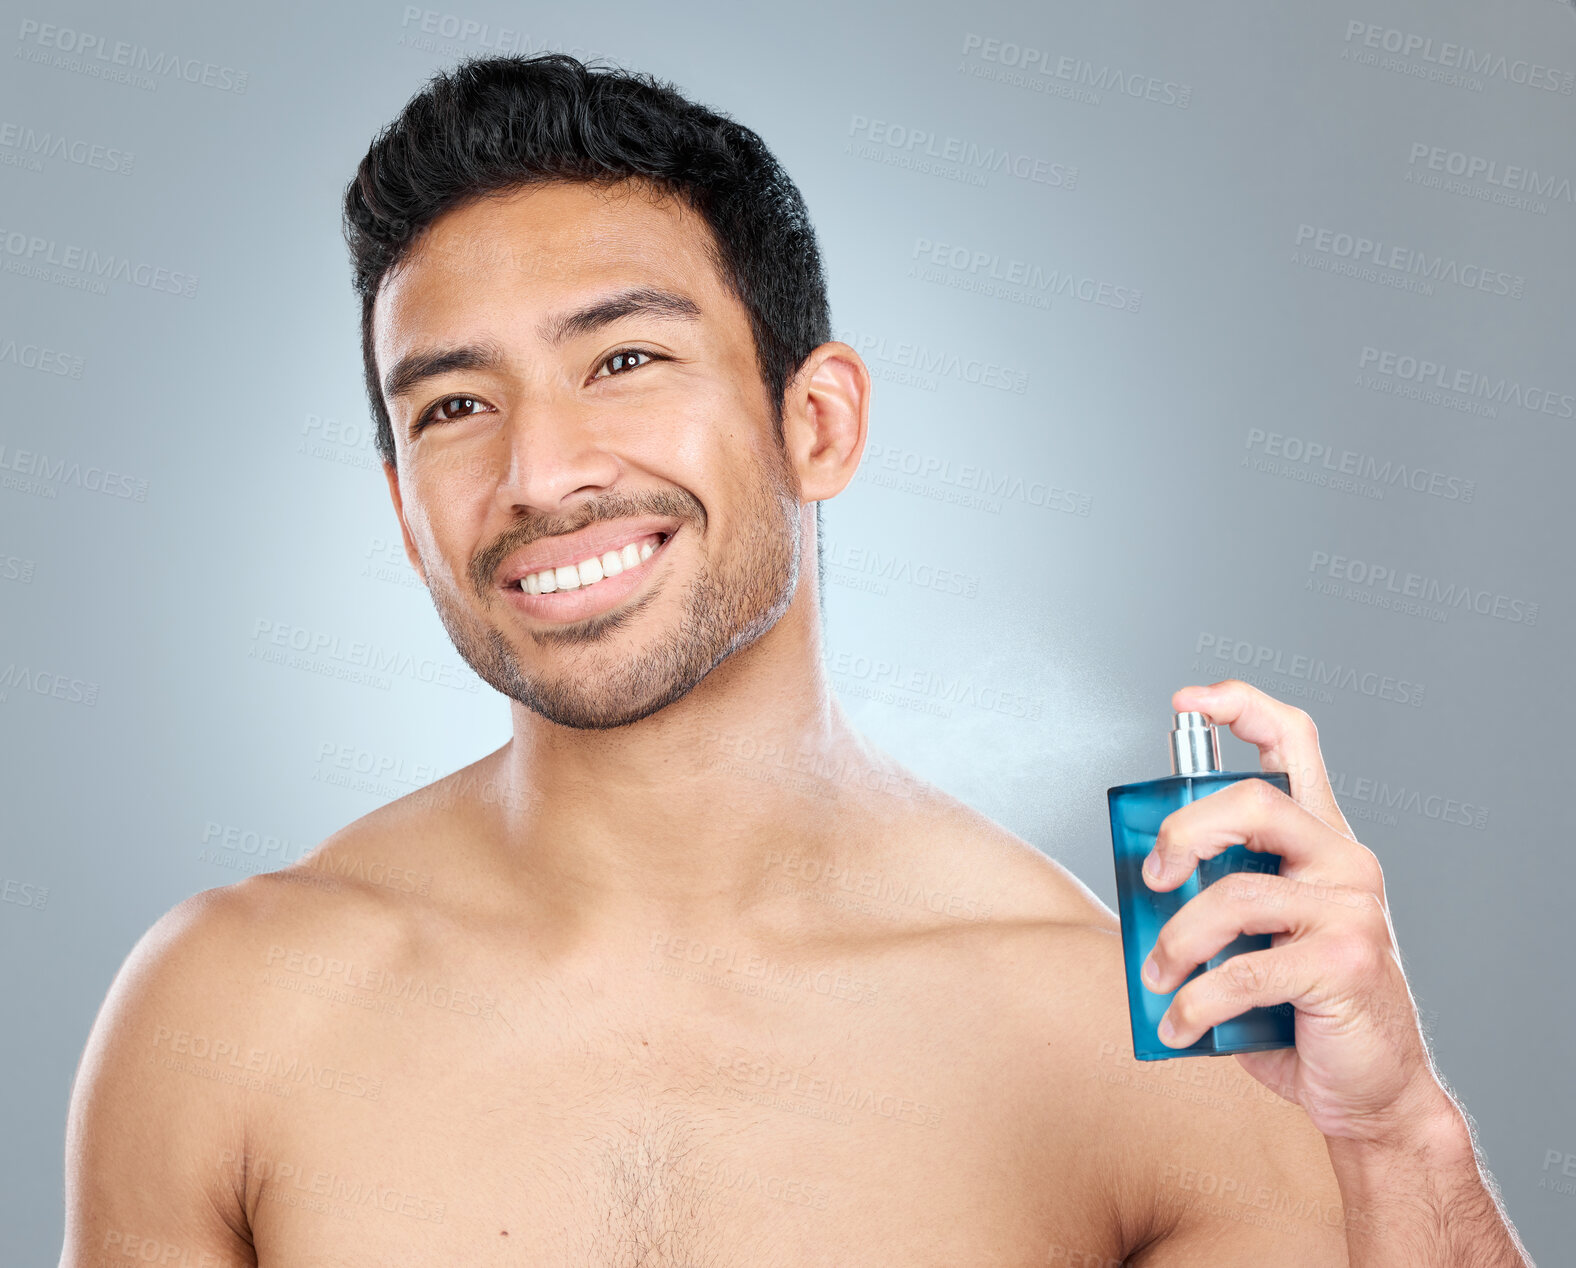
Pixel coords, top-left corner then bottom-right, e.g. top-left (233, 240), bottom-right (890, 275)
top-left (473, 600), bottom-right (894, 940)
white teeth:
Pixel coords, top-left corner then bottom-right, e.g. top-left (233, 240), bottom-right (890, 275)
top-left (517, 533), bottom-right (665, 595)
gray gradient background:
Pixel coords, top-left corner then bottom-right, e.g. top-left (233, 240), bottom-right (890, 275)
top-left (1, 0), bottom-right (1573, 1261)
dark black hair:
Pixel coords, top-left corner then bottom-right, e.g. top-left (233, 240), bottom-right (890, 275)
top-left (342, 51), bottom-right (831, 563)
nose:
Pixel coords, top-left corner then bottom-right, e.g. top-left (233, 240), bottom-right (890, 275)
top-left (492, 395), bottom-right (622, 515)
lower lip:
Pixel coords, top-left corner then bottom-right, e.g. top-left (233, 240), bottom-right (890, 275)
top-left (500, 529), bottom-right (678, 624)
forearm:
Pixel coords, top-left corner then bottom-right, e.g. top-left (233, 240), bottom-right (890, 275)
top-left (1327, 1092), bottom-right (1533, 1268)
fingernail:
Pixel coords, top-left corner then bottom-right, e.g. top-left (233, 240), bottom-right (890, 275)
top-left (1143, 853), bottom-right (1164, 882)
top-left (1158, 1015), bottom-right (1177, 1043)
top-left (1141, 955), bottom-right (1159, 988)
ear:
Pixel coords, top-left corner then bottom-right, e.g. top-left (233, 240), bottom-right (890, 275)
top-left (780, 341), bottom-right (870, 505)
top-left (381, 460), bottom-right (427, 587)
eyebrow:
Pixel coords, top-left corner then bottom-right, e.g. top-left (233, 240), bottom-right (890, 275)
top-left (382, 341), bottom-right (506, 404)
top-left (381, 285), bottom-right (703, 404)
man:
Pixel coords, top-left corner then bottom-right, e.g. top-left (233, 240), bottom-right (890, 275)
top-left (61, 53), bottom-right (1531, 1266)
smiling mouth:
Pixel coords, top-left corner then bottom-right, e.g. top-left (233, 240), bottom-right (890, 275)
top-left (509, 530), bottom-right (672, 596)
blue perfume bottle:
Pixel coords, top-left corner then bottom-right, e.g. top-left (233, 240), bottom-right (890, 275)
top-left (1107, 712), bottom-right (1296, 1060)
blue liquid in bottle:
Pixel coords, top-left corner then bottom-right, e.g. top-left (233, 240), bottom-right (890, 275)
top-left (1107, 713), bottom-right (1296, 1060)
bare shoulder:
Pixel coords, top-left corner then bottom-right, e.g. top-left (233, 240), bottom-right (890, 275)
top-left (77, 763), bottom-right (490, 1082)
top-left (61, 807), bottom-right (429, 1265)
top-left (61, 884), bottom-right (262, 1263)
top-left (888, 777), bottom-right (1118, 929)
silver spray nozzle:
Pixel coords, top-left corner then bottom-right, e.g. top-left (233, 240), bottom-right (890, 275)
top-left (1169, 711), bottom-right (1222, 776)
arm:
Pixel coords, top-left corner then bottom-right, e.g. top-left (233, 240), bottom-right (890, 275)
top-left (1108, 1035), bottom-right (1523, 1266)
top-left (1139, 680), bottom-right (1534, 1268)
top-left (1325, 1097), bottom-right (1533, 1268)
top-left (61, 889), bottom-right (257, 1268)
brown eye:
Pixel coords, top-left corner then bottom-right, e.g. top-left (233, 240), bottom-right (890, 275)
top-left (594, 348), bottom-right (657, 379)
top-left (416, 395), bottom-right (486, 430)
top-left (436, 396), bottom-right (482, 419)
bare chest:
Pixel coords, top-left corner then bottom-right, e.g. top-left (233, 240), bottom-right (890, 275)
top-left (236, 972), bottom-right (1120, 1266)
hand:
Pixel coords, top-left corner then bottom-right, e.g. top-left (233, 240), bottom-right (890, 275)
top-left (1139, 679), bottom-right (1455, 1146)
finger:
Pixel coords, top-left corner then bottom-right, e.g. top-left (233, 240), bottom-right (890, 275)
top-left (1157, 947), bottom-right (1302, 1048)
top-left (1143, 774), bottom-right (1382, 894)
top-left (1142, 871), bottom-right (1376, 995)
top-left (1159, 924), bottom-right (1402, 1049)
top-left (1172, 679), bottom-right (1354, 839)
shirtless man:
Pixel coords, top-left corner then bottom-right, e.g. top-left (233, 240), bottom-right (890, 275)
top-left (60, 53), bottom-right (1532, 1266)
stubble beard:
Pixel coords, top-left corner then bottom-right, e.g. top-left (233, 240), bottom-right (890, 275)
top-left (422, 456), bottom-right (803, 730)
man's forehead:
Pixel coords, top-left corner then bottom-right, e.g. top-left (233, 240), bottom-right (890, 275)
top-left (373, 181), bottom-right (720, 350)
top-left (387, 182), bottom-right (707, 300)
